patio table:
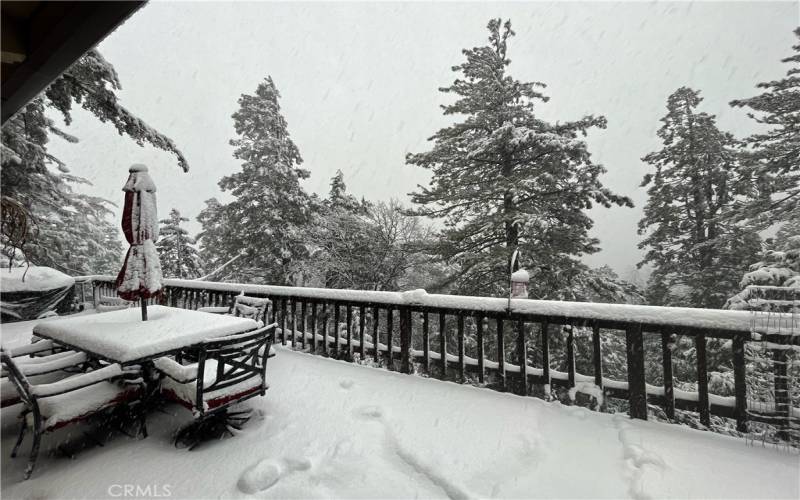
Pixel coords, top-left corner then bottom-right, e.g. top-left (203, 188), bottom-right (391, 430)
top-left (32, 305), bottom-right (258, 365)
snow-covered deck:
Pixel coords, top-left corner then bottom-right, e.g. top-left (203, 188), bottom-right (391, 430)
top-left (1, 319), bottom-right (798, 499)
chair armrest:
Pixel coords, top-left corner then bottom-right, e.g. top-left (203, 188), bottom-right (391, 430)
top-left (5, 339), bottom-right (55, 357)
top-left (19, 352), bottom-right (88, 377)
top-left (154, 357), bottom-right (198, 383)
top-left (32, 363), bottom-right (129, 397)
top-left (197, 306), bottom-right (231, 314)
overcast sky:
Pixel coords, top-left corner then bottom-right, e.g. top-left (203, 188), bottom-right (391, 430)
top-left (47, 1), bottom-right (798, 279)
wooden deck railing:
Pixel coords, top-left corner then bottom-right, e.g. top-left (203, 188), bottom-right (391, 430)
top-left (74, 275), bottom-right (799, 437)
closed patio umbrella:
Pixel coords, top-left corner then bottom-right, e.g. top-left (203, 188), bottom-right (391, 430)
top-left (115, 164), bottom-right (162, 320)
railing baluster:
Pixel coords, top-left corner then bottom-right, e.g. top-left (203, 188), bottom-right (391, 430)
top-left (400, 307), bottom-right (412, 374)
top-left (346, 305), bottom-right (353, 360)
top-left (457, 314), bottom-right (465, 383)
top-left (333, 304), bottom-right (340, 358)
top-left (517, 319), bottom-right (527, 396)
top-left (661, 328), bottom-right (675, 420)
top-left (566, 323), bottom-right (575, 392)
top-left (300, 301), bottom-right (307, 350)
top-left (386, 308), bottom-right (394, 369)
top-left (476, 314), bottom-right (485, 384)
top-left (733, 333), bottom-right (747, 433)
top-left (696, 333), bottom-right (710, 427)
top-left (592, 322), bottom-right (602, 389)
top-left (626, 324), bottom-right (647, 420)
top-left (290, 299), bottom-right (297, 348)
top-left (439, 313), bottom-right (447, 380)
top-left (497, 318), bottom-right (505, 391)
top-left (322, 303), bottom-right (329, 356)
top-left (540, 321), bottom-right (549, 396)
top-left (280, 299), bottom-right (287, 345)
top-left (311, 302), bottom-right (318, 353)
top-left (422, 311), bottom-right (430, 374)
top-left (372, 306), bottom-right (380, 363)
top-left (358, 305), bottom-right (366, 359)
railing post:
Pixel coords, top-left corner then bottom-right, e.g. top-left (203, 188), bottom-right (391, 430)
top-left (358, 305), bottom-right (366, 359)
top-left (422, 311), bottom-right (430, 374)
top-left (516, 319), bottom-right (527, 395)
top-left (626, 324), bottom-right (647, 420)
top-left (733, 333), bottom-right (748, 433)
top-left (440, 314), bottom-right (448, 380)
top-left (457, 314), bottom-right (466, 383)
top-left (540, 321), bottom-right (550, 397)
top-left (476, 314), bottom-right (485, 383)
top-left (661, 328), bottom-right (675, 420)
top-left (496, 318), bottom-right (506, 391)
top-left (566, 323), bottom-right (576, 391)
top-left (400, 307), bottom-right (412, 374)
top-left (696, 333), bottom-right (710, 427)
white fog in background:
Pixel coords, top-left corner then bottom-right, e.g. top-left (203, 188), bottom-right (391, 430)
top-left (45, 1), bottom-right (797, 280)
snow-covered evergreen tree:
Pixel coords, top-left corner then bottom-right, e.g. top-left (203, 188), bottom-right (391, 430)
top-left (728, 28), bottom-right (800, 228)
top-left (638, 87), bottom-right (761, 308)
top-left (197, 77), bottom-right (314, 284)
top-left (156, 209), bottom-right (202, 279)
top-left (326, 169), bottom-right (363, 213)
top-left (1, 50), bottom-right (186, 274)
top-left (407, 19), bottom-right (632, 298)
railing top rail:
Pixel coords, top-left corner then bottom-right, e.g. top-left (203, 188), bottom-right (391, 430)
top-left (83, 275), bottom-right (799, 335)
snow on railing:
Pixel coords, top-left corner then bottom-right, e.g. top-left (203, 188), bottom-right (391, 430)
top-left (75, 275), bottom-right (800, 442)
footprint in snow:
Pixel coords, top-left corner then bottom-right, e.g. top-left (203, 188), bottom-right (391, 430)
top-left (238, 459), bottom-right (282, 494)
top-left (339, 379), bottom-right (355, 390)
top-left (353, 405), bottom-right (383, 420)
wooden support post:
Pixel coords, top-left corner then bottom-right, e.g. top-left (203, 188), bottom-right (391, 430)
top-left (497, 318), bottom-right (506, 391)
top-left (457, 315), bottom-right (466, 382)
top-left (696, 333), bottom-right (710, 427)
top-left (476, 314), bottom-right (485, 384)
top-left (400, 307), bottom-right (412, 374)
top-left (439, 313), bottom-right (447, 380)
top-left (661, 329), bottom-right (675, 420)
top-left (626, 324), bottom-right (647, 420)
top-left (732, 334), bottom-right (747, 433)
top-left (422, 312), bottom-right (430, 374)
top-left (517, 319), bottom-right (527, 396)
top-left (358, 305), bottom-right (366, 359)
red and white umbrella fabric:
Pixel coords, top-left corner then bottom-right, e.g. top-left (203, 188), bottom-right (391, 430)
top-left (115, 164), bottom-right (162, 318)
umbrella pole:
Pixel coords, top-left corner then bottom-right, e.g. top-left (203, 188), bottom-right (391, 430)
top-left (141, 298), bottom-right (148, 321)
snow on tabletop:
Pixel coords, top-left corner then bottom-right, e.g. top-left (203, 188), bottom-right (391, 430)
top-left (0, 266), bottom-right (74, 293)
top-left (2, 348), bottom-right (798, 499)
top-left (32, 306), bottom-right (258, 363)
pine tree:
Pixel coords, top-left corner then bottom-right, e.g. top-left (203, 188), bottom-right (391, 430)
top-left (326, 169), bottom-right (363, 213)
top-left (1, 50), bottom-right (187, 274)
top-left (638, 87), bottom-right (761, 308)
top-left (407, 19), bottom-right (632, 298)
top-left (156, 209), bottom-right (202, 279)
top-left (728, 28), bottom-right (800, 227)
top-left (197, 77), bottom-right (314, 284)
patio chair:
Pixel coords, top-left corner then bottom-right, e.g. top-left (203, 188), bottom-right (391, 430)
top-left (0, 351), bottom-right (144, 479)
top-left (1, 351), bottom-right (91, 408)
top-left (197, 294), bottom-right (271, 326)
top-left (155, 324), bottom-right (275, 447)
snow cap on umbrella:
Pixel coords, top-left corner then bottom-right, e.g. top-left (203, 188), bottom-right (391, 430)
top-left (123, 164), bottom-right (157, 193)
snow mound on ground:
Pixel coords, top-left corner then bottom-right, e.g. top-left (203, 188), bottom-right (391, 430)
top-left (0, 266), bottom-right (74, 293)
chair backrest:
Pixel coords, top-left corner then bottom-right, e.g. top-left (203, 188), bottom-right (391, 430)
top-left (0, 351), bottom-right (36, 410)
top-left (231, 295), bottom-right (271, 325)
top-left (194, 324), bottom-right (275, 414)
